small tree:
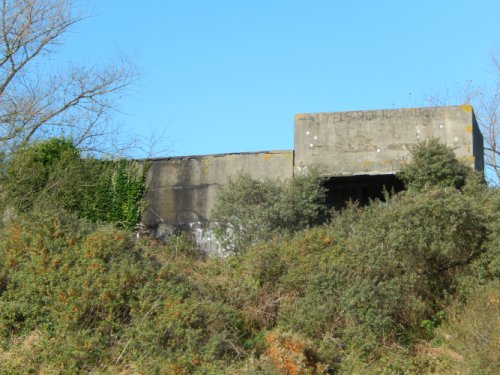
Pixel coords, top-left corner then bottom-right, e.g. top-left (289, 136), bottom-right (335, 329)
top-left (398, 139), bottom-right (472, 191)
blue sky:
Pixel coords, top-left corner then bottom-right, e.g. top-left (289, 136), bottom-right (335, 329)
top-left (64, 1), bottom-right (499, 157)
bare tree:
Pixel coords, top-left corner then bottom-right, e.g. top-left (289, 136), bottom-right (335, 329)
top-left (427, 52), bottom-right (499, 185)
top-left (0, 0), bottom-right (136, 155)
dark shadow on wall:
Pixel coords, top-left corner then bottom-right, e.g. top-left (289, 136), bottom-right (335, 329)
top-left (324, 174), bottom-right (405, 210)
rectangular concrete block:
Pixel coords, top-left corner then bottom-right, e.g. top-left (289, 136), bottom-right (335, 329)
top-left (294, 105), bottom-right (484, 176)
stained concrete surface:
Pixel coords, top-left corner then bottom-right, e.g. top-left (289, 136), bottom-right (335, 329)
top-left (294, 105), bottom-right (483, 177)
top-left (140, 105), bottom-right (483, 255)
top-left (141, 150), bottom-right (293, 255)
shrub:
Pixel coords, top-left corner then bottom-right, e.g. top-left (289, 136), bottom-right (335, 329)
top-left (0, 138), bottom-right (147, 229)
top-left (214, 182), bottom-right (494, 370)
top-left (0, 210), bottom-right (150, 334)
top-left (0, 210), bottom-right (156, 371)
top-left (397, 138), bottom-right (472, 191)
top-left (0, 210), bottom-right (252, 373)
top-left (211, 171), bottom-right (327, 251)
top-left (1, 138), bottom-right (81, 213)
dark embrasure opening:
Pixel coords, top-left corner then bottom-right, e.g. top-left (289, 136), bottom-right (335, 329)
top-left (324, 174), bottom-right (404, 210)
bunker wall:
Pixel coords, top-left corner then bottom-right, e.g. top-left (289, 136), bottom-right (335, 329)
top-left (141, 150), bottom-right (293, 253)
top-left (140, 105), bottom-right (484, 255)
top-left (294, 105), bottom-right (482, 176)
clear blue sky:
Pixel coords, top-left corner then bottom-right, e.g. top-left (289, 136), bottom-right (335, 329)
top-left (64, 0), bottom-right (499, 157)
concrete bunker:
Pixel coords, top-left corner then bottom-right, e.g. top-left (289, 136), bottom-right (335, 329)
top-left (141, 105), bottom-right (484, 255)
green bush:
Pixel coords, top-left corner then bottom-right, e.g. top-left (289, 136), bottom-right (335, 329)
top-left (454, 185), bottom-right (500, 297)
top-left (211, 183), bottom-right (495, 371)
top-left (0, 138), bottom-right (147, 229)
top-left (0, 210), bottom-right (154, 371)
top-left (397, 138), bottom-right (472, 191)
top-left (211, 171), bottom-right (327, 251)
top-left (1, 138), bottom-right (81, 212)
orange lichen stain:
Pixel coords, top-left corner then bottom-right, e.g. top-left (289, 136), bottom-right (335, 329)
top-left (263, 154), bottom-right (271, 161)
top-left (294, 113), bottom-right (306, 121)
top-left (466, 155), bottom-right (475, 162)
top-left (466, 124), bottom-right (473, 133)
top-left (459, 104), bottom-right (472, 113)
top-left (361, 160), bottom-right (375, 166)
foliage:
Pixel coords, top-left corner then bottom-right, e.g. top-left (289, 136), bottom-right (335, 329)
top-left (0, 210), bottom-right (150, 371)
top-left (0, 140), bottom-right (498, 373)
top-left (260, 331), bottom-right (327, 374)
top-left (0, 138), bottom-right (147, 229)
top-left (430, 282), bottom-right (500, 374)
top-left (1, 138), bottom-right (81, 212)
top-left (79, 159), bottom-right (147, 229)
top-left (0, 210), bottom-right (250, 373)
top-left (397, 138), bottom-right (472, 191)
top-left (204, 183), bottom-right (498, 372)
top-left (211, 171), bottom-right (327, 251)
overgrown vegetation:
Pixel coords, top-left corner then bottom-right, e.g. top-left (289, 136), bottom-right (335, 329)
top-left (0, 138), bottom-right (146, 229)
top-left (0, 140), bottom-right (498, 373)
top-left (397, 138), bottom-right (472, 191)
top-left (211, 170), bottom-right (327, 251)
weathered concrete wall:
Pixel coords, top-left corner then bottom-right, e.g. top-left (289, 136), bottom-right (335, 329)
top-left (294, 105), bottom-right (484, 176)
top-left (141, 150), bottom-right (293, 255)
top-left (141, 105), bottom-right (483, 255)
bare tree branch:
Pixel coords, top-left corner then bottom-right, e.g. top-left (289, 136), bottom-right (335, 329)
top-left (0, 0), bottom-right (137, 155)
top-left (426, 53), bottom-right (500, 185)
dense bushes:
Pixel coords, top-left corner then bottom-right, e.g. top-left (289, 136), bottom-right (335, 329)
top-left (0, 210), bottom-right (152, 371)
top-left (1, 138), bottom-right (82, 213)
top-left (0, 210), bottom-right (251, 373)
top-left (207, 183), bottom-right (498, 372)
top-left (0, 138), bottom-right (146, 229)
top-left (211, 171), bottom-right (327, 251)
top-left (0, 139), bottom-right (498, 373)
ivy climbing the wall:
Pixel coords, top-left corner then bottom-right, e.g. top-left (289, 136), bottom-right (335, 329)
top-left (80, 159), bottom-right (148, 229)
top-left (0, 138), bottom-right (147, 230)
